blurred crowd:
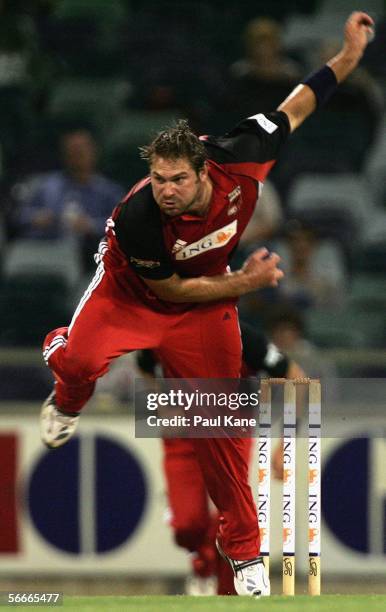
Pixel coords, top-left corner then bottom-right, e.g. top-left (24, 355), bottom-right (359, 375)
top-left (1, 0), bottom-right (386, 375)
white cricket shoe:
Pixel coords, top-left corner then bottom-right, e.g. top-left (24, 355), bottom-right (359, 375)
top-left (216, 541), bottom-right (270, 597)
top-left (185, 575), bottom-right (217, 596)
top-left (40, 391), bottom-right (80, 449)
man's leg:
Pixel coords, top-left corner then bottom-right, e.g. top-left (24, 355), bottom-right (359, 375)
top-left (163, 438), bottom-right (211, 555)
top-left (43, 265), bottom-right (165, 413)
top-left (41, 264), bottom-right (165, 446)
top-left (163, 438), bottom-right (234, 595)
top-left (158, 304), bottom-right (260, 557)
top-left (158, 303), bottom-right (269, 596)
top-left (163, 439), bottom-right (217, 577)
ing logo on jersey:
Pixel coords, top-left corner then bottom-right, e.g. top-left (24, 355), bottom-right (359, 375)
top-left (175, 220), bottom-right (237, 260)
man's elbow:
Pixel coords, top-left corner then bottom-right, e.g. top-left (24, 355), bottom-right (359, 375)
top-left (142, 278), bottom-right (188, 303)
top-left (277, 107), bottom-right (301, 133)
top-left (151, 288), bottom-right (187, 303)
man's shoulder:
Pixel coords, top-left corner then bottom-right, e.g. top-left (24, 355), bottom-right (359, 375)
top-left (113, 179), bottom-right (172, 277)
top-left (201, 111), bottom-right (290, 182)
top-left (117, 180), bottom-right (161, 229)
top-left (202, 136), bottom-right (235, 164)
top-left (121, 179), bottom-right (155, 210)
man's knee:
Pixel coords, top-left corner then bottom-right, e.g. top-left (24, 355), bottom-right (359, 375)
top-left (47, 344), bottom-right (107, 385)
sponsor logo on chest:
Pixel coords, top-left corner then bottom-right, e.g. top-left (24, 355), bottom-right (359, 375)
top-left (227, 185), bottom-right (241, 216)
top-left (129, 256), bottom-right (160, 268)
top-left (175, 220), bottom-right (238, 260)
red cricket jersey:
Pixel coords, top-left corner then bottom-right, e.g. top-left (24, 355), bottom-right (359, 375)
top-left (103, 111), bottom-right (290, 312)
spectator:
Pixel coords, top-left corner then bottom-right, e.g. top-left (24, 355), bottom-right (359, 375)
top-left (274, 219), bottom-right (347, 310)
top-left (231, 179), bottom-right (284, 275)
top-left (17, 128), bottom-right (124, 270)
top-left (238, 179), bottom-right (284, 250)
top-left (266, 303), bottom-right (337, 382)
top-left (227, 17), bottom-right (302, 115)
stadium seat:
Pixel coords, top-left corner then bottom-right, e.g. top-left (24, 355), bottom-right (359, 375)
top-left (0, 273), bottom-right (71, 346)
top-left (306, 308), bottom-right (386, 349)
top-left (355, 240), bottom-right (386, 275)
top-left (0, 86), bottom-right (35, 162)
top-left (288, 173), bottom-right (373, 227)
top-left (0, 211), bottom-right (5, 265)
top-left (283, 14), bottom-right (341, 52)
top-left (272, 110), bottom-right (373, 195)
top-left (361, 210), bottom-right (386, 244)
top-left (364, 113), bottom-right (386, 207)
top-left (4, 239), bottom-right (82, 290)
top-left (0, 239), bottom-right (82, 346)
top-left (349, 274), bottom-right (386, 312)
top-left (47, 78), bottom-right (131, 139)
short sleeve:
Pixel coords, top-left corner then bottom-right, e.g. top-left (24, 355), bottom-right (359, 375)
top-left (202, 111), bottom-right (290, 182)
top-left (114, 192), bottom-right (175, 280)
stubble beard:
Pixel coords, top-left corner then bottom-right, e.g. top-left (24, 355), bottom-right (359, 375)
top-left (162, 179), bottom-right (207, 217)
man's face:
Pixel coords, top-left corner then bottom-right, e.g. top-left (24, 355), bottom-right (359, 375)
top-left (150, 156), bottom-right (208, 217)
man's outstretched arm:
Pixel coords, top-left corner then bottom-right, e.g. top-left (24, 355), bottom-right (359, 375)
top-left (142, 247), bottom-right (283, 303)
top-left (278, 11), bottom-right (375, 132)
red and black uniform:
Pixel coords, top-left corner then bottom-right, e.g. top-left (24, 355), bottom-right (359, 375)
top-left (43, 111), bottom-right (290, 562)
top-left (137, 323), bottom-right (289, 594)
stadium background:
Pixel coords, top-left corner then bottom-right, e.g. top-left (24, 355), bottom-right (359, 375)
top-left (0, 0), bottom-right (385, 597)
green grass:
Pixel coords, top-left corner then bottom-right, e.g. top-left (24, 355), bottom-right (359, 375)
top-left (10, 594), bottom-right (386, 612)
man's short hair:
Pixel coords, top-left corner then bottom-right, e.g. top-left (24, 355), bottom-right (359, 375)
top-left (139, 119), bottom-right (207, 174)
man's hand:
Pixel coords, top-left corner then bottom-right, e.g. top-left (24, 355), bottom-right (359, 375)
top-left (242, 248), bottom-right (283, 289)
top-left (327, 12), bottom-right (375, 82)
top-left (142, 247), bottom-right (283, 303)
top-left (342, 12), bottom-right (375, 61)
top-left (278, 12), bottom-right (375, 132)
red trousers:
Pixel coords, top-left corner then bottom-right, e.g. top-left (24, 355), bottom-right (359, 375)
top-left (163, 437), bottom-right (254, 594)
top-left (43, 263), bottom-right (260, 560)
